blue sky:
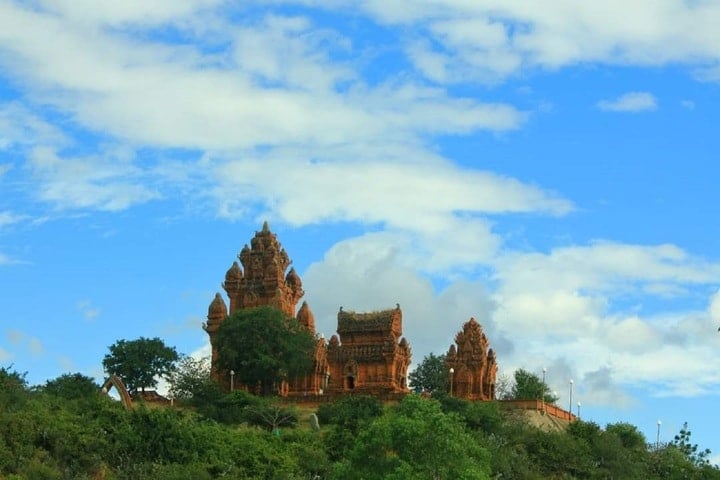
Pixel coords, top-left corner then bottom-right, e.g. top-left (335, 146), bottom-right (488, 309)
top-left (1, 0), bottom-right (720, 459)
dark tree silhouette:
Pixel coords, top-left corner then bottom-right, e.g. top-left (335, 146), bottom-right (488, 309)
top-left (102, 337), bottom-right (178, 394)
top-left (214, 306), bottom-right (316, 395)
top-left (408, 353), bottom-right (448, 393)
top-left (510, 368), bottom-right (558, 403)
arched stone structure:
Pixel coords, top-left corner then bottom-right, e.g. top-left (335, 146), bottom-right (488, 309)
top-left (101, 374), bottom-right (133, 409)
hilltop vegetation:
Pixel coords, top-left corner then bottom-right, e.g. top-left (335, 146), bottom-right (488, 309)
top-left (1, 366), bottom-right (718, 479)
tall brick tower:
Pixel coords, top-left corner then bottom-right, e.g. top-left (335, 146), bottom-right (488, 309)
top-left (221, 221), bottom-right (304, 317)
top-left (203, 222), bottom-right (328, 393)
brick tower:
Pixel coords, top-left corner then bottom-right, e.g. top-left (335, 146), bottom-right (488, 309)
top-left (325, 305), bottom-right (412, 395)
top-left (445, 318), bottom-right (498, 400)
top-left (221, 221), bottom-right (303, 317)
top-left (203, 222), bottom-right (329, 394)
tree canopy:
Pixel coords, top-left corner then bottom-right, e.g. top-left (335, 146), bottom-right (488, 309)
top-left (334, 395), bottom-right (491, 479)
top-left (509, 368), bottom-right (558, 403)
top-left (408, 352), bottom-right (448, 393)
top-left (168, 355), bottom-right (213, 402)
top-left (214, 306), bottom-right (316, 394)
top-left (102, 337), bottom-right (179, 394)
top-left (1, 363), bottom-right (719, 480)
top-left (43, 373), bottom-right (99, 401)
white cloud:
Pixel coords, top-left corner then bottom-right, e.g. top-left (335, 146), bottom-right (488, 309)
top-left (0, 102), bottom-right (68, 150)
top-left (695, 65), bottom-right (720, 83)
top-left (407, 18), bottom-right (522, 83)
top-left (213, 153), bottom-right (571, 271)
top-left (76, 299), bottom-right (101, 321)
top-left (29, 337), bottom-right (43, 357)
top-left (190, 342), bottom-right (212, 360)
top-left (0, 2), bottom-right (523, 156)
top-left (710, 290), bottom-right (720, 323)
top-left (0, 210), bottom-right (28, 228)
top-left (580, 366), bottom-right (635, 408)
top-left (352, 1), bottom-right (720, 83)
top-left (35, 0), bottom-right (224, 26)
top-left (0, 253), bottom-right (21, 265)
top-left (0, 347), bottom-right (11, 361)
top-left (28, 146), bottom-right (160, 211)
top-left (603, 316), bottom-right (663, 353)
top-left (299, 231), bottom-right (720, 406)
top-left (6, 329), bottom-right (23, 345)
top-left (0, 1), bottom-right (537, 221)
top-left (4, 329), bottom-right (45, 358)
top-left (232, 14), bottom-right (354, 92)
top-left (597, 92), bottom-right (658, 112)
top-left (302, 231), bottom-right (503, 365)
top-left (494, 242), bottom-right (718, 296)
top-left (488, 243), bottom-right (720, 404)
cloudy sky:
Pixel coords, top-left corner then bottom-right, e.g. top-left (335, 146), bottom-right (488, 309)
top-left (1, 0), bottom-right (719, 458)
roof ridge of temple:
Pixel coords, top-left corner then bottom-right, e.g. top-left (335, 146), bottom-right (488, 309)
top-left (338, 307), bottom-right (400, 318)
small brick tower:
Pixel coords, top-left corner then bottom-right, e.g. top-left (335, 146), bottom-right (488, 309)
top-left (325, 305), bottom-right (412, 394)
top-left (445, 318), bottom-right (498, 400)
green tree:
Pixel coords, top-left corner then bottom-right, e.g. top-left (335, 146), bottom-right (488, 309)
top-left (434, 394), bottom-right (503, 434)
top-left (168, 355), bottom-right (213, 402)
top-left (671, 421), bottom-right (712, 467)
top-left (494, 372), bottom-right (513, 400)
top-left (214, 306), bottom-right (316, 395)
top-left (606, 422), bottom-right (647, 451)
top-left (316, 395), bottom-right (384, 430)
top-left (510, 368), bottom-right (558, 403)
top-left (317, 395), bottom-right (384, 460)
top-left (524, 427), bottom-right (595, 478)
top-left (408, 353), bottom-right (448, 393)
top-left (43, 373), bottom-right (99, 401)
top-left (649, 444), bottom-right (704, 479)
top-left (0, 366), bottom-right (29, 412)
top-left (334, 395), bottom-right (491, 480)
top-left (244, 403), bottom-right (298, 432)
top-left (102, 337), bottom-right (179, 395)
top-left (567, 420), bottom-right (647, 479)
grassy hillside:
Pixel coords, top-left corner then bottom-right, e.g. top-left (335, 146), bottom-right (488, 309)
top-left (1, 367), bottom-right (718, 479)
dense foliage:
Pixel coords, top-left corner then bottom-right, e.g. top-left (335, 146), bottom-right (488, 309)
top-left (1, 365), bottom-right (719, 479)
top-left (214, 306), bottom-right (316, 395)
top-left (102, 337), bottom-right (179, 394)
top-left (408, 352), bottom-right (448, 393)
top-left (168, 355), bottom-right (214, 402)
top-left (509, 367), bottom-right (559, 403)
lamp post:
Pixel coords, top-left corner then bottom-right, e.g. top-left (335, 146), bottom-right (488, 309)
top-left (656, 420), bottom-right (662, 449)
top-left (577, 401), bottom-right (581, 419)
top-left (230, 370), bottom-right (235, 393)
top-left (449, 368), bottom-right (455, 396)
top-left (568, 379), bottom-right (574, 415)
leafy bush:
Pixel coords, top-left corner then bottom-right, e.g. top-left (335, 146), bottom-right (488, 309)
top-left (316, 395), bottom-right (383, 430)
